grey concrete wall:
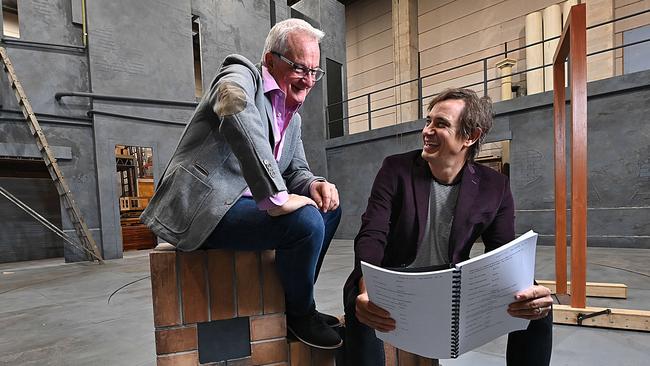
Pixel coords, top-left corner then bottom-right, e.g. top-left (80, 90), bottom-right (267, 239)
top-left (85, 0), bottom-right (195, 260)
top-left (1, 0), bottom-right (346, 262)
top-left (0, 177), bottom-right (63, 262)
top-left (327, 70), bottom-right (650, 249)
top-left (0, 0), bottom-right (94, 262)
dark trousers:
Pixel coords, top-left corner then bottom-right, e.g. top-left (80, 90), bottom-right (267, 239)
top-left (202, 197), bottom-right (341, 317)
top-left (344, 301), bottom-right (553, 366)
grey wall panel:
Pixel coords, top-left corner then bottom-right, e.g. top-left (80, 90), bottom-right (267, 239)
top-left (191, 0), bottom-right (270, 83)
top-left (0, 47), bottom-right (89, 117)
top-left (0, 120), bottom-right (98, 262)
top-left (327, 131), bottom-right (422, 239)
top-left (86, 0), bottom-right (195, 100)
top-left (0, 142), bottom-right (72, 160)
top-left (0, 177), bottom-right (63, 263)
top-left (326, 70), bottom-right (650, 248)
top-left (1, 0), bottom-right (344, 262)
top-left (18, 0), bottom-right (83, 46)
top-left (86, 0), bottom-right (195, 259)
top-left (92, 115), bottom-right (183, 260)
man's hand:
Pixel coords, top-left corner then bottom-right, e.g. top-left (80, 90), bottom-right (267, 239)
top-left (355, 278), bottom-right (395, 332)
top-left (507, 285), bottom-right (553, 320)
top-left (267, 194), bottom-right (317, 217)
top-left (309, 181), bottom-right (339, 213)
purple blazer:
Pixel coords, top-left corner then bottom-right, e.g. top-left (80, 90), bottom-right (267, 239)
top-left (344, 149), bottom-right (515, 308)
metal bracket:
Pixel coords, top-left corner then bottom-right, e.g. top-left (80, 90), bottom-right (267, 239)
top-left (577, 308), bottom-right (611, 325)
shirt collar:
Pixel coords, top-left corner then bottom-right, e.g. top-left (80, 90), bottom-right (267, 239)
top-left (262, 65), bottom-right (282, 95)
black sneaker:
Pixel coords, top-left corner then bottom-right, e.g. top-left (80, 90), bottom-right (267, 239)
top-left (317, 311), bottom-right (342, 328)
top-left (287, 311), bottom-right (343, 350)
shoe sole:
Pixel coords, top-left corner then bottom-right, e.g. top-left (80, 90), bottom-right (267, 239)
top-left (287, 325), bottom-right (343, 350)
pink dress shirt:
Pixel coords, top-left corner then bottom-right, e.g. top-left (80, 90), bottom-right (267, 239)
top-left (241, 66), bottom-right (300, 209)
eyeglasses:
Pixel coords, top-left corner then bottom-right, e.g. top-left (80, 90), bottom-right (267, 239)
top-left (272, 51), bottom-right (325, 81)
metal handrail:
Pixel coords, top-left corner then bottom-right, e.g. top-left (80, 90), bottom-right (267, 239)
top-left (327, 8), bottom-right (650, 136)
top-left (0, 37), bottom-right (86, 52)
top-left (55, 91), bottom-right (198, 108)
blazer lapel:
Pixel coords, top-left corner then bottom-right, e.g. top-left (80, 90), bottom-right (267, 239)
top-left (257, 64), bottom-right (276, 151)
top-left (449, 163), bottom-right (480, 261)
top-left (277, 115), bottom-right (298, 171)
top-left (413, 156), bottom-right (432, 247)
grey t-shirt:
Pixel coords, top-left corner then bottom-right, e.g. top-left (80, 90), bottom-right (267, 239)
top-left (408, 178), bottom-right (460, 268)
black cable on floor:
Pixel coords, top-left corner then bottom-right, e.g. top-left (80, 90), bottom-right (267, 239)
top-left (107, 275), bottom-right (150, 304)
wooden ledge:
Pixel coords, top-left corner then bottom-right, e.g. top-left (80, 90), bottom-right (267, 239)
top-left (538, 280), bottom-right (627, 299)
top-left (553, 305), bottom-right (650, 331)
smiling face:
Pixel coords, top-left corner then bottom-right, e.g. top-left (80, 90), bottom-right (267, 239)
top-left (421, 99), bottom-right (478, 169)
top-left (265, 32), bottom-right (320, 108)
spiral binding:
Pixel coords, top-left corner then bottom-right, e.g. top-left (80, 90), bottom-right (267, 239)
top-left (450, 269), bottom-right (461, 358)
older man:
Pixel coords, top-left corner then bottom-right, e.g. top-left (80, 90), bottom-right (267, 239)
top-left (142, 19), bottom-right (342, 349)
top-left (343, 88), bottom-right (553, 364)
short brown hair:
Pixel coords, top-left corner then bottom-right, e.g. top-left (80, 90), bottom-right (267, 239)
top-left (427, 88), bottom-right (493, 161)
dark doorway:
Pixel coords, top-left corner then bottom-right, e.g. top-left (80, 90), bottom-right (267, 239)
top-left (326, 58), bottom-right (344, 138)
top-left (0, 159), bottom-right (63, 263)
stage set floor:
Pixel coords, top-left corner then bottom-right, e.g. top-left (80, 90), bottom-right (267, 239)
top-left (1, 240), bottom-right (648, 365)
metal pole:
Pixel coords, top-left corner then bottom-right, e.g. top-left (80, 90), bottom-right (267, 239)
top-left (483, 58), bottom-right (488, 97)
top-left (417, 52), bottom-right (423, 119)
top-left (367, 93), bottom-right (372, 130)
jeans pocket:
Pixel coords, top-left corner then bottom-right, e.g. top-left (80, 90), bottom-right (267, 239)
top-left (154, 165), bottom-right (212, 234)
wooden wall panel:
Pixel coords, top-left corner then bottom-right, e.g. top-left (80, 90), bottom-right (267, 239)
top-left (346, 0), bottom-right (395, 134)
top-left (344, 0), bottom-right (627, 131)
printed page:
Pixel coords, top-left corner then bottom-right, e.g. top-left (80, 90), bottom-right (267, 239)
top-left (361, 262), bottom-right (456, 359)
top-left (457, 230), bottom-right (538, 355)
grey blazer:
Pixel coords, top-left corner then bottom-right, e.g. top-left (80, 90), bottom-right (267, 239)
top-left (141, 54), bottom-right (322, 251)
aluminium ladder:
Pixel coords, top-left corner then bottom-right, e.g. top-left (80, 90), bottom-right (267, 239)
top-left (0, 47), bottom-right (103, 262)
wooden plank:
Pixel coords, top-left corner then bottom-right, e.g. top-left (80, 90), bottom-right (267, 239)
top-left (289, 339), bottom-right (311, 366)
top-left (235, 251), bottom-right (263, 316)
top-left (397, 349), bottom-right (439, 366)
top-left (154, 326), bottom-right (197, 355)
top-left (312, 347), bottom-right (336, 366)
top-left (121, 224), bottom-right (156, 251)
top-left (179, 251), bottom-right (209, 324)
top-left (261, 250), bottom-right (285, 314)
top-left (150, 251), bottom-right (181, 327)
top-left (156, 351), bottom-right (199, 366)
top-left (553, 304), bottom-right (650, 331)
top-left (538, 280), bottom-right (628, 299)
top-left (207, 249), bottom-right (236, 320)
top-left (251, 338), bottom-right (288, 365)
top-left (383, 343), bottom-right (397, 366)
top-left (250, 313), bottom-right (286, 341)
top-left (569, 3), bottom-right (588, 309)
top-left (553, 41), bottom-right (568, 295)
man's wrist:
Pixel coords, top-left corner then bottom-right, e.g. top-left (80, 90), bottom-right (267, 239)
top-left (257, 191), bottom-right (289, 210)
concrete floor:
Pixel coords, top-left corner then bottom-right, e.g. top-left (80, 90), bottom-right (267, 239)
top-left (0, 240), bottom-right (649, 365)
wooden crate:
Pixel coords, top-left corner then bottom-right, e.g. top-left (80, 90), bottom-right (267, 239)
top-left (122, 224), bottom-right (156, 251)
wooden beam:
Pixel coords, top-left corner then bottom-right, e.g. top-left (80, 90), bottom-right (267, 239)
top-left (568, 3), bottom-right (588, 309)
top-left (553, 305), bottom-right (650, 332)
top-left (538, 280), bottom-right (627, 299)
top-left (553, 47), bottom-right (567, 295)
top-left (553, 3), bottom-right (588, 308)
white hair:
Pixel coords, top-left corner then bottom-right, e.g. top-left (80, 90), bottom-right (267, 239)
top-left (261, 18), bottom-right (325, 64)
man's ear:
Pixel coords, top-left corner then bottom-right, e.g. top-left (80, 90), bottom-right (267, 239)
top-left (264, 52), bottom-right (274, 70)
top-left (465, 128), bottom-right (482, 147)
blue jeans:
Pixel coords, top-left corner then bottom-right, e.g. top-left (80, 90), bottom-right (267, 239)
top-left (202, 197), bottom-right (341, 317)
